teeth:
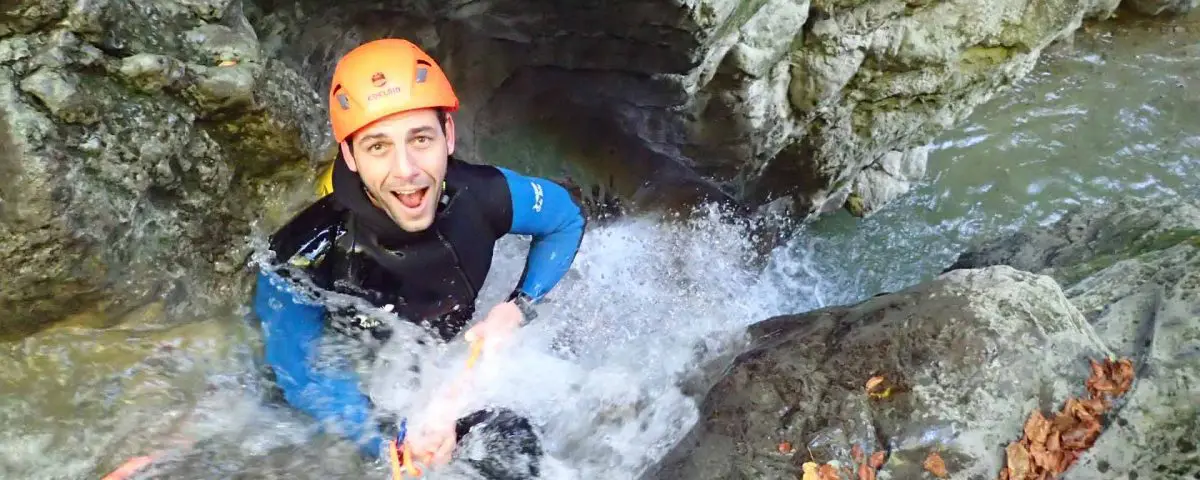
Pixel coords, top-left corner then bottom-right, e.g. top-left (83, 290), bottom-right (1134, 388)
top-left (394, 187), bottom-right (424, 195)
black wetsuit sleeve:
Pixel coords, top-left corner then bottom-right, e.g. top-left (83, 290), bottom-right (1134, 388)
top-left (264, 195), bottom-right (343, 287)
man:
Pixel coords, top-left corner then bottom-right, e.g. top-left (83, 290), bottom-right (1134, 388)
top-left (252, 38), bottom-right (586, 477)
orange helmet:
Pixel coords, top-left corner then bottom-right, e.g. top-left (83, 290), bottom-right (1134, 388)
top-left (327, 38), bottom-right (459, 143)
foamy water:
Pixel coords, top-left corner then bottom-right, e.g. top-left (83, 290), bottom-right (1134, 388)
top-left (357, 204), bottom-right (819, 479)
top-left (0, 204), bottom-right (818, 480)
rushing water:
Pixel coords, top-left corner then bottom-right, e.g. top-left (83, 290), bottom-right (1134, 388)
top-left (782, 18), bottom-right (1200, 309)
top-left (3, 16), bottom-right (1200, 480)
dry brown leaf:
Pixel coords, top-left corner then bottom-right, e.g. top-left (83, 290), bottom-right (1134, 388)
top-left (1050, 410), bottom-right (1076, 431)
top-left (1005, 442), bottom-right (1031, 480)
top-left (865, 376), bottom-right (885, 392)
top-left (857, 461), bottom-right (876, 480)
top-left (1060, 421), bottom-right (1100, 450)
top-left (1059, 450), bottom-right (1083, 473)
top-left (1027, 441), bottom-right (1058, 471)
top-left (1044, 431), bottom-right (1061, 452)
top-left (818, 463), bottom-right (842, 480)
top-left (923, 451), bottom-right (948, 479)
top-left (996, 357), bottom-right (1137, 480)
top-left (1089, 377), bottom-right (1117, 394)
top-left (851, 444), bottom-right (864, 463)
top-left (1088, 358), bottom-right (1105, 381)
top-left (1065, 398), bottom-right (1099, 421)
top-left (1078, 397), bottom-right (1108, 416)
top-left (1023, 411), bottom-right (1051, 445)
top-left (1086, 358), bottom-right (1137, 401)
top-left (1113, 359), bottom-right (1135, 394)
top-left (868, 451), bottom-right (886, 469)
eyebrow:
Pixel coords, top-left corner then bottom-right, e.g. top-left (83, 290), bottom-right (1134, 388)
top-left (356, 133), bottom-right (389, 144)
top-left (356, 126), bottom-right (438, 145)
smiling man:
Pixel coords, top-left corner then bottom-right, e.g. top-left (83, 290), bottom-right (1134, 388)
top-left (251, 38), bottom-right (585, 477)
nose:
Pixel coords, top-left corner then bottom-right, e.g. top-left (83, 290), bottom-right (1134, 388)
top-left (389, 148), bottom-right (420, 181)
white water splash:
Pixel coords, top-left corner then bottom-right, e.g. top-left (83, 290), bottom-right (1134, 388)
top-left (358, 204), bottom-right (827, 479)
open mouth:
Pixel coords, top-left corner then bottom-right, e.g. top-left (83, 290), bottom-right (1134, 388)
top-left (391, 186), bottom-right (429, 210)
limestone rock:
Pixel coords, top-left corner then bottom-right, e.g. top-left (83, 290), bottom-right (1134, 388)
top-left (253, 0), bottom-right (1122, 221)
top-left (845, 145), bottom-right (930, 217)
top-left (648, 266), bottom-right (1111, 479)
top-left (946, 199), bottom-right (1200, 286)
top-left (1060, 241), bottom-right (1200, 478)
top-left (1123, 0), bottom-right (1199, 15)
top-left (0, 0), bottom-right (330, 336)
top-left (950, 199), bottom-right (1200, 478)
top-left (1, 0), bottom-right (1178, 333)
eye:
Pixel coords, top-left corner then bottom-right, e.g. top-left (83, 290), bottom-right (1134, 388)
top-left (365, 142), bottom-right (389, 155)
top-left (411, 135), bottom-right (433, 148)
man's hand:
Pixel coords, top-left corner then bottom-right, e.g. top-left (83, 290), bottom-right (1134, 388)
top-left (402, 409), bottom-right (459, 467)
top-left (403, 302), bottom-right (524, 469)
top-left (464, 301), bottom-right (524, 351)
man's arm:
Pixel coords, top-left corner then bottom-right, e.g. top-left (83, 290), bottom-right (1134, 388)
top-left (495, 168), bottom-right (587, 302)
top-left (253, 270), bottom-right (387, 457)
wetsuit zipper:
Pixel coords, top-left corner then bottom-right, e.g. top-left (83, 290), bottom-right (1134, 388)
top-left (435, 229), bottom-right (478, 302)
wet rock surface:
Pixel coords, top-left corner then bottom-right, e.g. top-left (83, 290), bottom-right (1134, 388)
top-left (249, 0), bottom-right (1133, 220)
top-left (2, 0), bottom-right (1192, 334)
top-left (0, 0), bottom-right (331, 335)
top-left (1123, 0), bottom-right (1199, 15)
top-left (649, 266), bottom-right (1112, 479)
top-left (652, 200), bottom-right (1199, 479)
top-left (952, 199), bottom-right (1200, 479)
top-left (946, 200), bottom-right (1200, 286)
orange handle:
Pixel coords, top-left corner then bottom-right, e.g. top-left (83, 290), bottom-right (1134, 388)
top-left (392, 338), bottom-right (484, 479)
top-left (464, 338), bottom-right (483, 370)
top-left (389, 438), bottom-right (422, 479)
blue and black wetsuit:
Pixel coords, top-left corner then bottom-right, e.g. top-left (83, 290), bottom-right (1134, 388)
top-left (251, 154), bottom-right (585, 466)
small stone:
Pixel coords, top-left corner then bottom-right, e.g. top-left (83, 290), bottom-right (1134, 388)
top-left (189, 65), bottom-right (255, 111)
top-left (60, 0), bottom-right (107, 36)
top-left (844, 192), bottom-right (866, 217)
top-left (0, 37), bottom-right (33, 64)
top-left (119, 53), bottom-right (187, 91)
top-left (18, 67), bottom-right (98, 124)
top-left (0, 0), bottom-right (68, 37)
top-left (184, 23), bottom-right (261, 66)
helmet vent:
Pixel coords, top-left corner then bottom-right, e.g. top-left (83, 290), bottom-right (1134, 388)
top-left (332, 85), bottom-right (351, 110)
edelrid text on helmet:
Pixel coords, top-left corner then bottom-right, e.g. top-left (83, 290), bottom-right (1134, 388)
top-left (328, 38), bottom-right (460, 144)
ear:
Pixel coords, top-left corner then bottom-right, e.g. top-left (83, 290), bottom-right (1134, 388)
top-left (444, 113), bottom-right (456, 156)
top-left (340, 141), bottom-right (358, 172)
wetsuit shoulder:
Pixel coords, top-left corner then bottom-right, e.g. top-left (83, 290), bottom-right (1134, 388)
top-left (445, 157), bottom-right (513, 238)
top-left (266, 195), bottom-right (346, 268)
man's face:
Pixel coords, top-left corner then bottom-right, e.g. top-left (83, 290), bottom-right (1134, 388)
top-left (344, 108), bottom-right (454, 232)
